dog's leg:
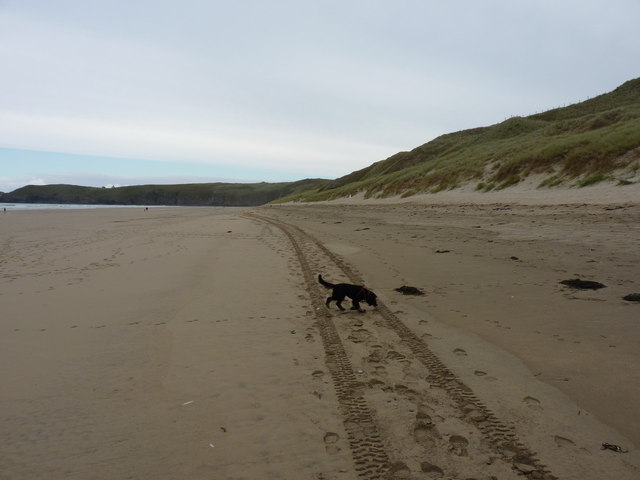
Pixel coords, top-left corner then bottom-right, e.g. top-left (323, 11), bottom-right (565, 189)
top-left (326, 296), bottom-right (333, 308)
top-left (351, 300), bottom-right (364, 312)
top-left (335, 295), bottom-right (346, 311)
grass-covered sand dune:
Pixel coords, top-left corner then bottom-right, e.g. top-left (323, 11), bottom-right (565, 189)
top-left (277, 77), bottom-right (640, 202)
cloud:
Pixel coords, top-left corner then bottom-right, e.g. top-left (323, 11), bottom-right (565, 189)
top-left (0, 176), bottom-right (45, 193)
top-left (2, 0), bottom-right (639, 193)
top-left (0, 111), bottom-right (397, 177)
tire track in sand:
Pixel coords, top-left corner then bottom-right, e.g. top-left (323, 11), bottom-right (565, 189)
top-left (247, 212), bottom-right (557, 480)
top-left (248, 213), bottom-right (390, 479)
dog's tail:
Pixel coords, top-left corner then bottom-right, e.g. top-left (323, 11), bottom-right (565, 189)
top-left (318, 274), bottom-right (335, 289)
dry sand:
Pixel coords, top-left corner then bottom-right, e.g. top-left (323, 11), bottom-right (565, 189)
top-left (1, 186), bottom-right (639, 479)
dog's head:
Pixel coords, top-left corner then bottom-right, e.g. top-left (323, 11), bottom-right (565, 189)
top-left (365, 290), bottom-right (378, 307)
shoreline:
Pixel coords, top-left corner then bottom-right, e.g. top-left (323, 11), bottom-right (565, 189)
top-left (0, 202), bottom-right (181, 211)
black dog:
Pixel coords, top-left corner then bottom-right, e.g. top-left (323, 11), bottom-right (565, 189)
top-left (318, 274), bottom-right (378, 312)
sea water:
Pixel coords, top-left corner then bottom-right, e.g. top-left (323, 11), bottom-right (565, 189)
top-left (0, 203), bottom-right (168, 211)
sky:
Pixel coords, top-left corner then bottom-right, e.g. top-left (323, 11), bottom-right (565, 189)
top-left (1, 0), bottom-right (639, 192)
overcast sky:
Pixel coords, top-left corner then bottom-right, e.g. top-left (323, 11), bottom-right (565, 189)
top-left (1, 0), bottom-right (639, 192)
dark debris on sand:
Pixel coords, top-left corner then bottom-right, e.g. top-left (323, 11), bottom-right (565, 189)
top-left (395, 285), bottom-right (425, 296)
top-left (623, 293), bottom-right (640, 302)
top-left (560, 279), bottom-right (606, 290)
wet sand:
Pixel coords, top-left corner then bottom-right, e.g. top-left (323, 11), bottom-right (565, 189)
top-left (1, 193), bottom-right (639, 479)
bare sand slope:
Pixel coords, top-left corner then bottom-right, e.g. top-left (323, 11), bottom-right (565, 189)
top-left (1, 202), bottom-right (639, 480)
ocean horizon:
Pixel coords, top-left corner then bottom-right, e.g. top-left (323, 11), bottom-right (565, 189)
top-left (0, 202), bottom-right (171, 211)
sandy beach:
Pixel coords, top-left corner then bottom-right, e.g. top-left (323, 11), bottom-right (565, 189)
top-left (1, 188), bottom-right (639, 479)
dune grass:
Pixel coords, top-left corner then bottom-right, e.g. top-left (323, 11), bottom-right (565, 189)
top-left (277, 78), bottom-right (640, 202)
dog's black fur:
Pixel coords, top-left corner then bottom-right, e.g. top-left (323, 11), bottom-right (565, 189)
top-left (318, 274), bottom-right (378, 312)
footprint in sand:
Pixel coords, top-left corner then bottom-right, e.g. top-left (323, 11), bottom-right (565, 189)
top-left (474, 370), bottom-right (497, 381)
top-left (448, 435), bottom-right (469, 456)
top-left (523, 396), bottom-right (543, 411)
top-left (420, 461), bottom-right (444, 475)
top-left (311, 370), bottom-right (325, 379)
top-left (394, 384), bottom-right (420, 401)
top-left (416, 407), bottom-right (434, 422)
top-left (413, 420), bottom-right (440, 449)
top-left (348, 328), bottom-right (372, 344)
top-left (304, 327), bottom-right (317, 342)
top-left (368, 378), bottom-right (386, 389)
top-left (324, 432), bottom-right (339, 443)
top-left (366, 349), bottom-right (384, 363)
top-left (323, 432), bottom-right (340, 454)
top-left (386, 350), bottom-right (407, 362)
top-left (554, 435), bottom-right (576, 448)
top-left (387, 458), bottom-right (414, 476)
top-left (374, 365), bottom-right (387, 376)
top-left (463, 405), bottom-right (487, 422)
top-left (453, 348), bottom-right (467, 356)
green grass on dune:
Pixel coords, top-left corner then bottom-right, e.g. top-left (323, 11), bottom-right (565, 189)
top-left (277, 78), bottom-right (640, 202)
